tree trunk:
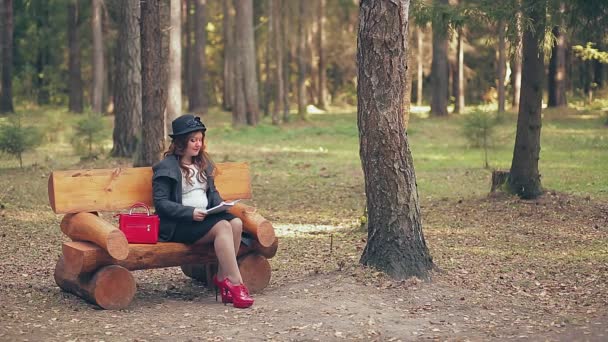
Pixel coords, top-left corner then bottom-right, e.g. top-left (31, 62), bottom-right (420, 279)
top-left (183, 0), bottom-right (191, 100)
top-left (416, 26), bottom-right (423, 107)
top-left (548, 26), bottom-right (567, 107)
top-left (511, 8), bottom-right (523, 109)
top-left (67, 0), bottom-right (83, 113)
top-left (430, 0), bottom-right (449, 116)
top-left (0, 0), bottom-right (14, 113)
top-left (166, 0), bottom-right (182, 133)
top-left (236, 0), bottom-right (259, 125)
top-left (316, 0), bottom-right (327, 109)
top-left (222, 0), bottom-right (235, 111)
top-left (34, 3), bottom-right (50, 105)
top-left (497, 20), bottom-right (506, 113)
top-left (454, 26), bottom-right (464, 114)
top-left (111, 0), bottom-right (141, 158)
top-left (296, 0), bottom-right (307, 120)
top-left (357, 0), bottom-right (433, 280)
top-left (282, 1), bottom-right (291, 122)
top-left (190, 0), bottom-right (207, 114)
top-left (271, 0), bottom-right (283, 125)
top-left (263, 0), bottom-right (273, 117)
top-left (92, 0), bottom-right (105, 113)
top-left (508, 0), bottom-right (545, 199)
top-left (138, 0), bottom-right (166, 167)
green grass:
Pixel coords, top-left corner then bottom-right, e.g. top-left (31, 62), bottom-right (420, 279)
top-left (1, 104), bottom-right (606, 223)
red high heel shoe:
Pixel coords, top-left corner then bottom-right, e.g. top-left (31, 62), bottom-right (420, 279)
top-left (217, 278), bottom-right (254, 309)
top-left (213, 275), bottom-right (233, 304)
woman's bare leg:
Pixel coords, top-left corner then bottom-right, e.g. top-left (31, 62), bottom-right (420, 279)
top-left (229, 218), bottom-right (243, 256)
top-left (194, 220), bottom-right (242, 284)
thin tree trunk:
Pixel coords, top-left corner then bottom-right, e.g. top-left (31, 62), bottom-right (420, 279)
top-left (67, 0), bottom-right (83, 113)
top-left (317, 0), bottom-right (327, 109)
top-left (167, 0), bottom-right (182, 134)
top-left (222, 0), bottom-right (235, 111)
top-left (547, 25), bottom-right (567, 107)
top-left (92, 0), bottom-right (105, 113)
top-left (297, 0), bottom-right (307, 120)
top-left (138, 0), bottom-right (166, 166)
top-left (282, 1), bottom-right (291, 121)
top-left (183, 0), bottom-right (191, 99)
top-left (358, 0), bottom-right (433, 280)
top-left (263, 0), bottom-right (273, 117)
top-left (416, 26), bottom-right (423, 107)
top-left (234, 0), bottom-right (260, 126)
top-left (271, 0), bottom-right (283, 125)
top-left (35, 3), bottom-right (50, 105)
top-left (190, 0), bottom-right (207, 114)
top-left (430, 0), bottom-right (449, 116)
top-left (508, 0), bottom-right (545, 199)
top-left (111, 0), bottom-right (141, 158)
top-left (511, 7), bottom-right (522, 109)
top-left (454, 26), bottom-right (464, 114)
top-left (0, 0), bottom-right (14, 113)
top-left (497, 20), bottom-right (506, 113)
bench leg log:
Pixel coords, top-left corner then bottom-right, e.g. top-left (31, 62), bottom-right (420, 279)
top-left (182, 253), bottom-right (272, 293)
top-left (54, 256), bottom-right (136, 310)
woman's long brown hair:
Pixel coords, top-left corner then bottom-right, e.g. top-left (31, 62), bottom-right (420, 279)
top-left (164, 130), bottom-right (214, 185)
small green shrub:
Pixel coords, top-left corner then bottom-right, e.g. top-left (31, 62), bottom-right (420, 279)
top-left (0, 115), bottom-right (41, 168)
top-left (70, 112), bottom-right (109, 159)
top-left (462, 110), bottom-right (499, 168)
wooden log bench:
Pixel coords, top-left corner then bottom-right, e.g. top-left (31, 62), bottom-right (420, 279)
top-left (48, 162), bottom-right (277, 310)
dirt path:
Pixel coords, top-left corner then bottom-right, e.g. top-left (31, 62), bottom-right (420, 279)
top-left (1, 192), bottom-right (607, 341)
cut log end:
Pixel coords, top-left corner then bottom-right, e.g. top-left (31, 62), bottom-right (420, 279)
top-left (54, 257), bottom-right (136, 310)
top-left (238, 253), bottom-right (271, 293)
top-left (106, 230), bottom-right (129, 260)
top-left (257, 221), bottom-right (277, 248)
top-left (93, 265), bottom-right (137, 310)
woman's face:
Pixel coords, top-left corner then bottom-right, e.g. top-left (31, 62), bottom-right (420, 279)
top-left (184, 131), bottom-right (204, 158)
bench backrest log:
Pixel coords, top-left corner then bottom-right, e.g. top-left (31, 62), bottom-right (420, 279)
top-left (48, 162), bottom-right (252, 214)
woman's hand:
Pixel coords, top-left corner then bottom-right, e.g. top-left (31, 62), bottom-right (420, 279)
top-left (193, 208), bottom-right (207, 221)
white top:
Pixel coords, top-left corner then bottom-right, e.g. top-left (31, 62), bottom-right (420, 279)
top-left (181, 165), bottom-right (209, 210)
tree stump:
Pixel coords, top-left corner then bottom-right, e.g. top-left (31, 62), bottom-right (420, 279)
top-left (491, 170), bottom-right (510, 193)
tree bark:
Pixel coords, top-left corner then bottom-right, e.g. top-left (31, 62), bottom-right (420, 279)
top-left (92, 0), bottom-right (105, 113)
top-left (190, 0), bottom-right (207, 114)
top-left (271, 0), bottom-right (283, 125)
top-left (357, 0), bottom-right (433, 280)
top-left (138, 0), bottom-right (166, 167)
top-left (166, 0), bottom-right (182, 133)
top-left (222, 0), bottom-right (235, 111)
top-left (454, 26), bottom-right (464, 114)
top-left (296, 0), bottom-right (307, 120)
top-left (67, 0), bottom-right (83, 113)
top-left (0, 0), bottom-right (14, 113)
top-left (548, 26), bottom-right (567, 107)
top-left (111, 0), bottom-right (141, 158)
top-left (281, 0), bottom-right (291, 122)
top-left (317, 0), bottom-right (327, 109)
top-left (430, 0), bottom-right (449, 116)
top-left (416, 26), bottom-right (423, 107)
top-left (508, 0), bottom-right (545, 199)
top-left (233, 0), bottom-right (260, 126)
top-left (497, 20), bottom-right (506, 113)
top-left (511, 8), bottom-right (523, 109)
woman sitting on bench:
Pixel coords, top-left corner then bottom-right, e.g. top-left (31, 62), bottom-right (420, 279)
top-left (152, 114), bottom-right (254, 309)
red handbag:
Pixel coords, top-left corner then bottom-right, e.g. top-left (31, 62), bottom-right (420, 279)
top-left (117, 202), bottom-right (159, 244)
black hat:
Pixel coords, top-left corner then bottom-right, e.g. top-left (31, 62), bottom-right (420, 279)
top-left (169, 114), bottom-right (207, 138)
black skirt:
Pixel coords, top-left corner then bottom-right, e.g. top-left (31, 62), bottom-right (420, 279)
top-left (170, 212), bottom-right (237, 244)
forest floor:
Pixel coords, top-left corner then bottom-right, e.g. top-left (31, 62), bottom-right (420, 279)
top-left (1, 183), bottom-right (607, 341)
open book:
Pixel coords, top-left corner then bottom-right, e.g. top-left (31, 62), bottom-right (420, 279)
top-left (203, 199), bottom-right (241, 215)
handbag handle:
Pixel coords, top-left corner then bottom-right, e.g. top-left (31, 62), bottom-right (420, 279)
top-left (128, 202), bottom-right (151, 216)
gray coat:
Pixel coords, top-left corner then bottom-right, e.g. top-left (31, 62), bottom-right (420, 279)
top-left (152, 155), bottom-right (223, 241)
